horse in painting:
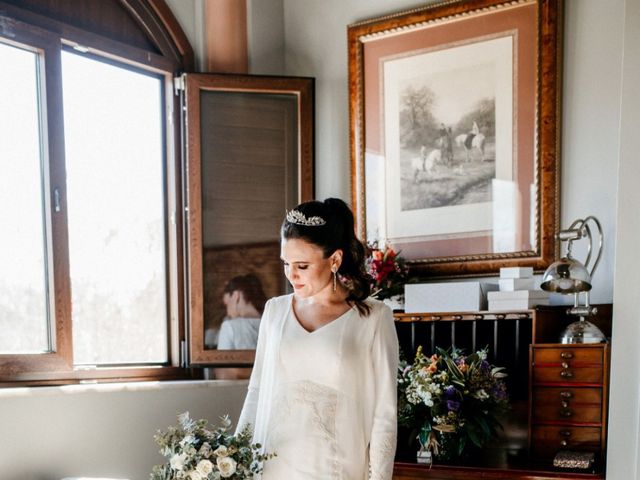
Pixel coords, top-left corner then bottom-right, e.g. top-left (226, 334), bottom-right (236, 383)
top-left (455, 132), bottom-right (486, 162)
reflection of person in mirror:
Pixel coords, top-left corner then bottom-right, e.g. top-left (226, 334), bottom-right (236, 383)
top-left (236, 198), bottom-right (399, 480)
top-left (218, 273), bottom-right (267, 350)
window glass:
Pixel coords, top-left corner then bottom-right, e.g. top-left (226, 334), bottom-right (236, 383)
top-left (61, 51), bottom-right (168, 365)
top-left (0, 42), bottom-right (50, 354)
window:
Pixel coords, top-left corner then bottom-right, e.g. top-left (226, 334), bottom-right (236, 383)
top-left (62, 51), bottom-right (168, 365)
top-left (0, 3), bottom-right (190, 385)
top-left (0, 41), bottom-right (50, 355)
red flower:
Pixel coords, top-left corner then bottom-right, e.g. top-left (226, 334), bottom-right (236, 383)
top-left (366, 243), bottom-right (409, 300)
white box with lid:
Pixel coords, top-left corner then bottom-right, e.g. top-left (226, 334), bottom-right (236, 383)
top-left (404, 282), bottom-right (498, 313)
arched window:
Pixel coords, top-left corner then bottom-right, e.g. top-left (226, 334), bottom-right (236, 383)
top-left (0, 0), bottom-right (193, 385)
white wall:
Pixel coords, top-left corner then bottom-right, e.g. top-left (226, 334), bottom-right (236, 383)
top-left (164, 0), bottom-right (206, 71)
top-left (560, 0), bottom-right (623, 304)
top-left (165, 0), bottom-right (285, 75)
top-left (0, 381), bottom-right (247, 480)
top-left (247, 0), bottom-right (285, 74)
top-left (609, 0), bottom-right (640, 477)
top-left (283, 0), bottom-right (419, 203)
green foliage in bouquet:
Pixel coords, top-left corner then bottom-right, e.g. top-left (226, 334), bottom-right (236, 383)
top-left (151, 412), bottom-right (275, 480)
top-left (397, 346), bottom-right (509, 460)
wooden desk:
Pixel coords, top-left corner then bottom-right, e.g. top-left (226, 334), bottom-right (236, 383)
top-left (393, 305), bottom-right (612, 479)
top-left (393, 462), bottom-right (605, 479)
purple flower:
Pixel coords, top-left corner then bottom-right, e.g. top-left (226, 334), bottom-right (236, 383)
top-left (444, 385), bottom-right (456, 399)
top-left (446, 400), bottom-right (461, 412)
top-left (491, 386), bottom-right (508, 401)
top-left (480, 360), bottom-right (490, 371)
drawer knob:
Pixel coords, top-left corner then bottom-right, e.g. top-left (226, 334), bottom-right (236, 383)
top-left (561, 400), bottom-right (569, 408)
top-left (559, 430), bottom-right (572, 437)
top-left (410, 316), bottom-right (422, 322)
top-left (561, 362), bottom-right (569, 369)
top-left (560, 391), bottom-right (573, 399)
top-left (560, 440), bottom-right (568, 447)
top-left (560, 351), bottom-right (574, 359)
top-left (560, 409), bottom-right (573, 417)
top-left (560, 370), bottom-right (574, 378)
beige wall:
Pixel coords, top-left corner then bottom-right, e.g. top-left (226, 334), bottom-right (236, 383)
top-left (0, 381), bottom-right (247, 480)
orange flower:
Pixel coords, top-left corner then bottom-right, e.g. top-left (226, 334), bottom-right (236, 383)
top-left (372, 250), bottom-right (384, 261)
top-left (427, 363), bottom-right (438, 373)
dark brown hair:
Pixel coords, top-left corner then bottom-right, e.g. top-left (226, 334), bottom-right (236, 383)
top-left (281, 198), bottom-right (371, 316)
top-left (223, 273), bottom-right (267, 314)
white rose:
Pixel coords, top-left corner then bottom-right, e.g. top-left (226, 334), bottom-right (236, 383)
top-left (213, 445), bottom-right (229, 457)
top-left (217, 456), bottom-right (237, 478)
top-left (196, 459), bottom-right (214, 476)
top-left (188, 470), bottom-right (203, 480)
top-left (170, 452), bottom-right (188, 471)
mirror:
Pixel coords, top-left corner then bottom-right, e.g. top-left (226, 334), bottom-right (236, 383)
top-left (185, 74), bottom-right (314, 366)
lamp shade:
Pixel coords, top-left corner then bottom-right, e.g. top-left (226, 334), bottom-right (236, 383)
top-left (540, 256), bottom-right (592, 294)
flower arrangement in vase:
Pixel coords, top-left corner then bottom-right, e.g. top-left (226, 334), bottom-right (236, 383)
top-left (365, 242), bottom-right (409, 304)
top-left (151, 412), bottom-right (275, 479)
top-left (397, 346), bottom-right (509, 462)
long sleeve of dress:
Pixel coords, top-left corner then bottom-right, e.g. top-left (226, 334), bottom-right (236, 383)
top-left (368, 306), bottom-right (399, 480)
top-left (235, 300), bottom-right (271, 436)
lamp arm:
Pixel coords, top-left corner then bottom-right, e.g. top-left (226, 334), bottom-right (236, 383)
top-left (582, 223), bottom-right (593, 271)
top-left (582, 216), bottom-right (603, 278)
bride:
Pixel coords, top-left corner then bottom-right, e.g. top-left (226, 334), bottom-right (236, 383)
top-left (236, 198), bottom-right (399, 479)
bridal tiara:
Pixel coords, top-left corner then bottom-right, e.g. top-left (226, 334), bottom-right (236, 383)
top-left (286, 209), bottom-right (326, 226)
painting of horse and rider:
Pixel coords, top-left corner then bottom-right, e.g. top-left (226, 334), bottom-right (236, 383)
top-left (398, 62), bottom-right (498, 212)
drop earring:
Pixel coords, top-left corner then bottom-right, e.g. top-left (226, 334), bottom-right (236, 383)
top-left (332, 267), bottom-right (337, 292)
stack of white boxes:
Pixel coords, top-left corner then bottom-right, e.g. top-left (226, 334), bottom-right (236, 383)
top-left (487, 267), bottom-right (550, 311)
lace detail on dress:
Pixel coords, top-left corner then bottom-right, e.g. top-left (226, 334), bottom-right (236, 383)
top-left (267, 380), bottom-right (340, 479)
top-left (369, 432), bottom-right (396, 480)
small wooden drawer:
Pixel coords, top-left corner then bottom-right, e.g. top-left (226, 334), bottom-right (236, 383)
top-left (532, 386), bottom-right (603, 405)
top-left (531, 425), bottom-right (601, 458)
top-left (532, 366), bottom-right (603, 384)
top-left (533, 346), bottom-right (603, 366)
top-left (532, 402), bottom-right (602, 423)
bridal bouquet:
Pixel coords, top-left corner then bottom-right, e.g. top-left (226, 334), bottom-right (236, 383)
top-left (151, 412), bottom-right (274, 480)
top-left (397, 346), bottom-right (509, 461)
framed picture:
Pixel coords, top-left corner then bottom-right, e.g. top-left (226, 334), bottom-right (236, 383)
top-left (348, 0), bottom-right (562, 277)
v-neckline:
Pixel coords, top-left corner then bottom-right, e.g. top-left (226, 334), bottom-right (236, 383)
top-left (289, 295), bottom-right (354, 335)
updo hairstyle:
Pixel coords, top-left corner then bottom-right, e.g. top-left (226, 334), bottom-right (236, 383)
top-left (281, 198), bottom-right (371, 316)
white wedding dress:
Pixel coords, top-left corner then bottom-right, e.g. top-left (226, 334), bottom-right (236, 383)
top-left (236, 294), bottom-right (398, 480)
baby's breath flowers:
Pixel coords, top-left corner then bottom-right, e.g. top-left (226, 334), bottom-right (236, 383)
top-left (151, 412), bottom-right (275, 480)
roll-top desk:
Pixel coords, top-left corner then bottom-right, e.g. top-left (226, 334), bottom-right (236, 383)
top-left (392, 305), bottom-right (612, 480)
